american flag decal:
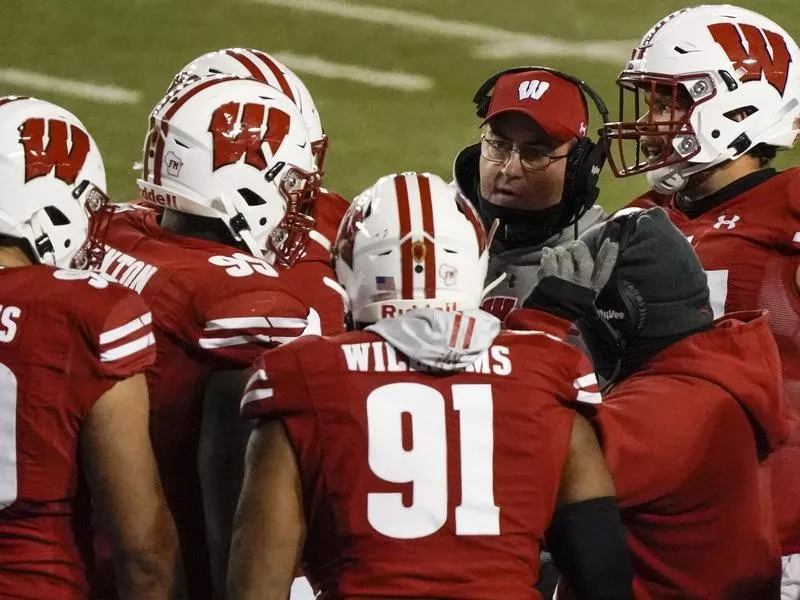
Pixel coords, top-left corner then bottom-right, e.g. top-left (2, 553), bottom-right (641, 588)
top-left (375, 276), bottom-right (396, 291)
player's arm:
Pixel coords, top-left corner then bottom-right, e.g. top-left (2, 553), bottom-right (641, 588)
top-left (198, 368), bottom-right (252, 598)
top-left (227, 419), bottom-right (305, 600)
top-left (81, 373), bottom-right (182, 600)
top-left (546, 413), bottom-right (634, 600)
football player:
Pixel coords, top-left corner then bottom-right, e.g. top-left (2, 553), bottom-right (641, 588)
top-left (0, 97), bottom-right (180, 599)
top-left (228, 172), bottom-right (633, 600)
top-left (171, 48), bottom-right (350, 336)
top-left (602, 5), bottom-right (800, 595)
top-left (96, 75), bottom-right (318, 599)
top-left (524, 207), bottom-right (794, 598)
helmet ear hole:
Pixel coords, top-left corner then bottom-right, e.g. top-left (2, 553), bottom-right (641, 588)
top-left (43, 206), bottom-right (69, 226)
top-left (238, 188), bottom-right (266, 206)
top-left (723, 106), bottom-right (758, 122)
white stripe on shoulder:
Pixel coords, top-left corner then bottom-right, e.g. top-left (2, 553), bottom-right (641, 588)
top-left (240, 387), bottom-right (274, 410)
top-left (100, 312), bottom-right (153, 345)
top-left (100, 333), bottom-right (155, 362)
top-left (301, 308), bottom-right (321, 336)
top-left (574, 373), bottom-right (598, 389)
top-left (309, 229), bottom-right (332, 252)
top-left (505, 328), bottom-right (563, 343)
top-left (204, 316), bottom-right (309, 331)
top-left (576, 390), bottom-right (603, 404)
top-left (245, 368), bottom-right (268, 390)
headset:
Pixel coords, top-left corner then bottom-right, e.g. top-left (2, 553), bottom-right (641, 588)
top-left (472, 66), bottom-right (610, 231)
top-left (597, 211), bottom-right (647, 340)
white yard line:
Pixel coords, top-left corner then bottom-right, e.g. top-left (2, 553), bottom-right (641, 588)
top-left (274, 52), bottom-right (433, 91)
top-left (249, 0), bottom-right (518, 39)
top-left (0, 69), bottom-right (141, 104)
top-left (246, 0), bottom-right (634, 63)
top-left (474, 39), bottom-right (635, 62)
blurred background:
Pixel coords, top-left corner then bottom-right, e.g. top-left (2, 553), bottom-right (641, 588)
top-left (0, 0), bottom-right (797, 211)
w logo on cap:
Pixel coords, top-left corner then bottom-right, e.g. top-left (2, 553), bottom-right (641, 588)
top-left (517, 80), bottom-right (551, 101)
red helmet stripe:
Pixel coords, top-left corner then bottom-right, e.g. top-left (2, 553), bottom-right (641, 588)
top-left (225, 49), bottom-right (268, 83)
top-left (152, 75), bottom-right (241, 185)
top-left (251, 50), bottom-right (296, 103)
top-left (393, 174), bottom-right (413, 300)
top-left (417, 174), bottom-right (437, 299)
top-left (449, 312), bottom-right (463, 348)
top-left (462, 316), bottom-right (476, 349)
top-left (142, 114), bottom-right (157, 182)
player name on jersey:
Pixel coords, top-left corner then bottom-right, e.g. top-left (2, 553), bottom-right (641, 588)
top-left (341, 341), bottom-right (512, 375)
top-left (0, 305), bottom-right (20, 342)
top-left (98, 246), bottom-right (159, 294)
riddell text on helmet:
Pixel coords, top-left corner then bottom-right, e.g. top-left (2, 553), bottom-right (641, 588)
top-left (139, 187), bottom-right (178, 208)
top-left (380, 302), bottom-right (458, 318)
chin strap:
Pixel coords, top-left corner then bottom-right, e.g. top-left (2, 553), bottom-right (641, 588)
top-left (646, 152), bottom-right (732, 195)
top-left (480, 271), bottom-right (507, 300)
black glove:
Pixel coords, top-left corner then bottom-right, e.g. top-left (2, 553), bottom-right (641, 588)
top-left (523, 239), bottom-right (619, 322)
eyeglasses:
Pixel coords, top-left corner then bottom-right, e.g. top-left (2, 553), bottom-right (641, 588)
top-left (480, 135), bottom-right (569, 171)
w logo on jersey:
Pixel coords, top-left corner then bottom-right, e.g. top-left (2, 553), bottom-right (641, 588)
top-left (19, 118), bottom-right (90, 184)
top-left (208, 102), bottom-right (290, 171)
top-left (708, 22), bottom-right (792, 96)
top-left (517, 79), bottom-right (551, 101)
top-left (481, 296), bottom-right (518, 321)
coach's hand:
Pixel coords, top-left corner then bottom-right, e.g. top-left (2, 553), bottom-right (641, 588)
top-left (522, 239), bottom-right (618, 322)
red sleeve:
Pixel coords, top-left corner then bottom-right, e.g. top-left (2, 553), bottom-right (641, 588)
top-left (595, 378), bottom-right (702, 507)
top-left (504, 307), bottom-right (575, 338)
top-left (774, 175), bottom-right (800, 255)
top-left (239, 339), bottom-right (317, 420)
top-left (277, 261), bottom-right (346, 336)
top-left (314, 189), bottom-right (350, 246)
top-left (505, 313), bottom-right (602, 405)
top-left (191, 282), bottom-right (315, 369)
top-left (91, 287), bottom-right (156, 380)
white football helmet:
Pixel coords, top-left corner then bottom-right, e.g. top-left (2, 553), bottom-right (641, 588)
top-left (602, 4), bottom-right (800, 193)
top-left (170, 48), bottom-right (328, 172)
top-left (138, 74), bottom-right (319, 267)
top-left (0, 96), bottom-right (111, 269)
top-left (335, 172), bottom-right (491, 324)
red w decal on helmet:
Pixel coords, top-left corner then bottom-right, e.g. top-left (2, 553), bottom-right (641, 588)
top-left (19, 118), bottom-right (90, 184)
top-left (708, 22), bottom-right (792, 96)
top-left (208, 101), bottom-right (290, 171)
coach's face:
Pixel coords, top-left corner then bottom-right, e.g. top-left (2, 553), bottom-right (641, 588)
top-left (478, 112), bottom-right (573, 211)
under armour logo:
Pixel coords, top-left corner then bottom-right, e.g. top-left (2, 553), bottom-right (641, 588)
top-left (579, 122), bottom-right (587, 136)
top-left (590, 165), bottom-right (601, 176)
top-left (517, 79), bottom-right (551, 101)
top-left (713, 214), bottom-right (740, 230)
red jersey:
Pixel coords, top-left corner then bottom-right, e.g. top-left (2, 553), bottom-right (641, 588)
top-left (98, 205), bottom-right (314, 599)
top-left (0, 265), bottom-right (155, 600)
top-left (241, 308), bottom-right (598, 600)
top-left (278, 188), bottom-right (349, 335)
top-left (628, 168), bottom-right (800, 553)
top-left (591, 312), bottom-right (793, 599)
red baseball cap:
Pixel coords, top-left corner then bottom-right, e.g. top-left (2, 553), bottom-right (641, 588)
top-left (480, 70), bottom-right (589, 143)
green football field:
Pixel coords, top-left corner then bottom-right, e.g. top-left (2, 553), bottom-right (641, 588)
top-left (1, 0), bottom-right (798, 210)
